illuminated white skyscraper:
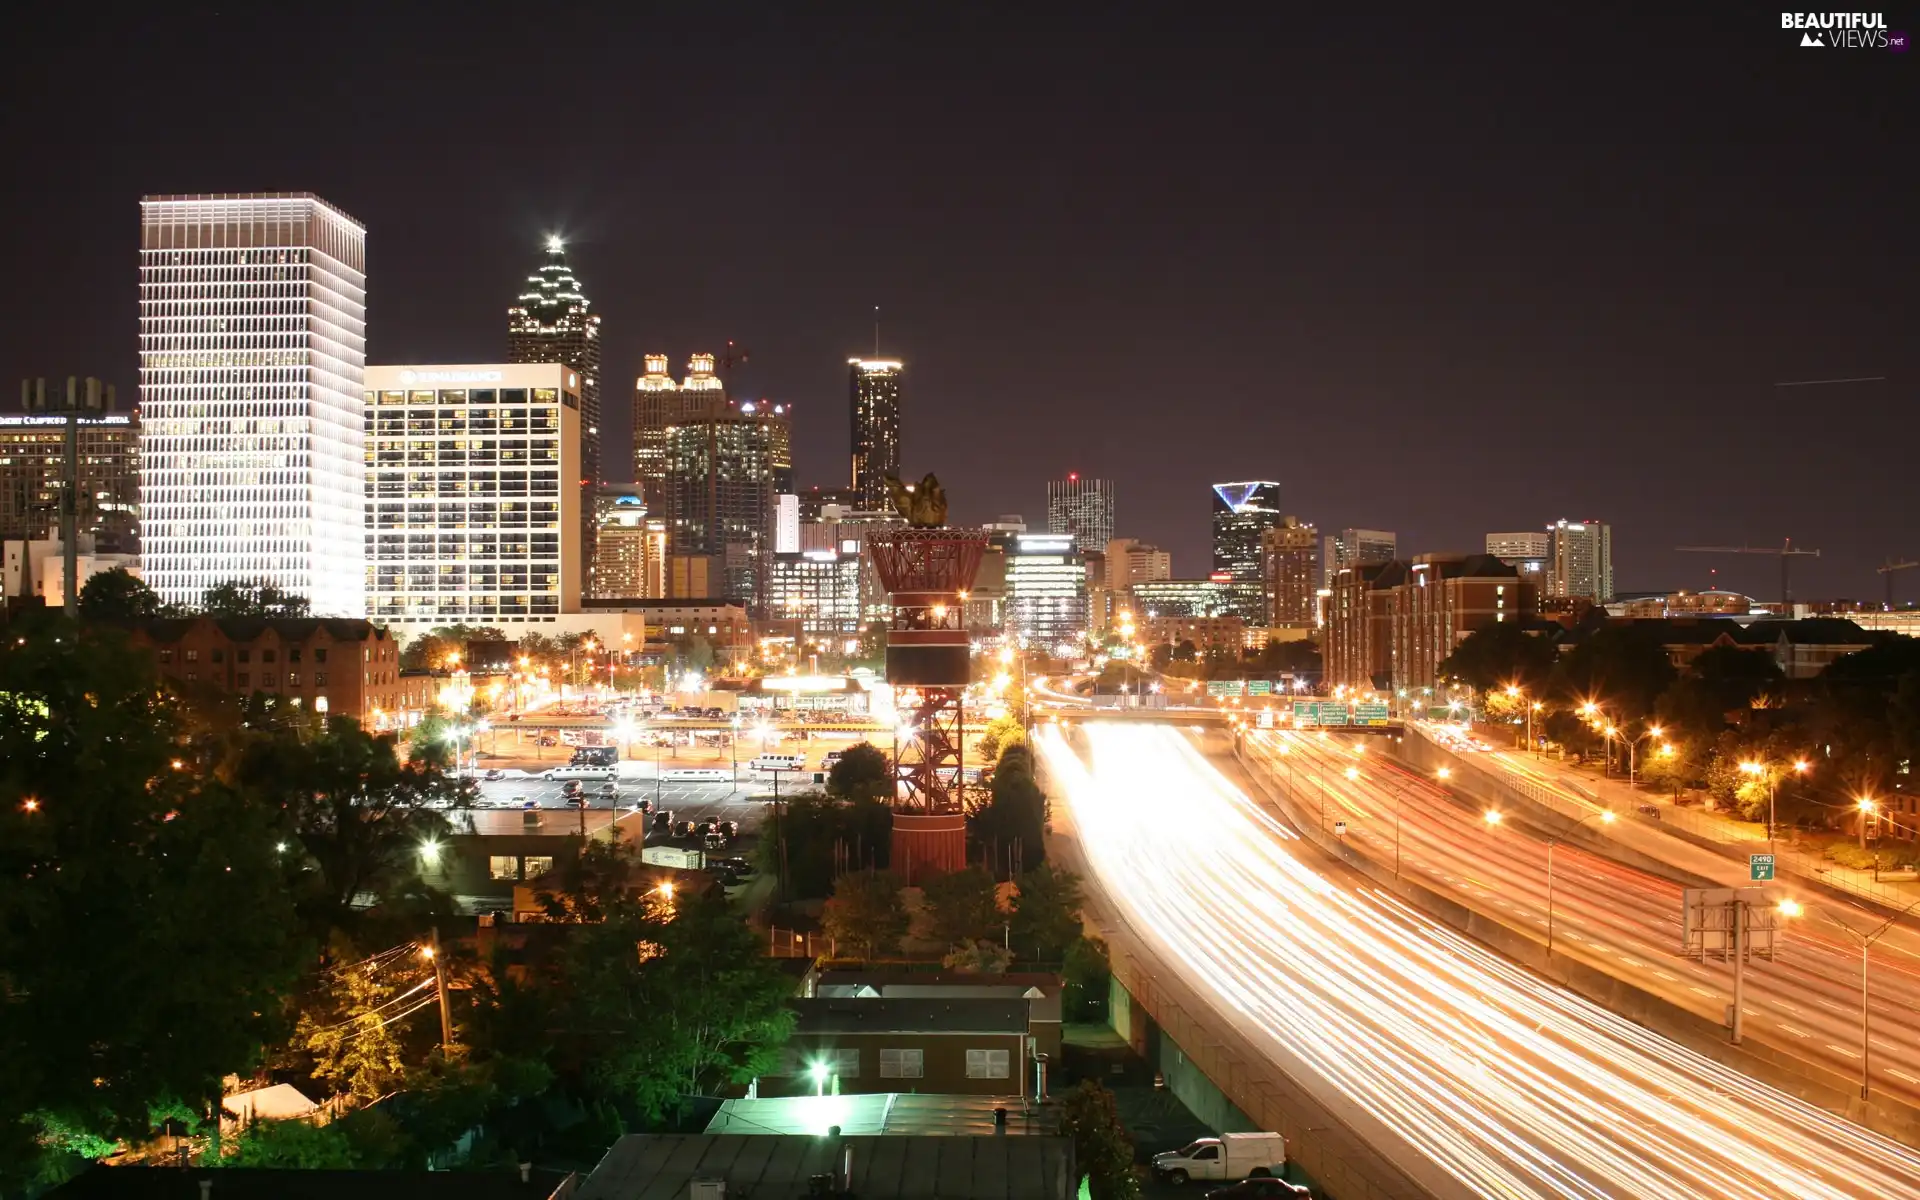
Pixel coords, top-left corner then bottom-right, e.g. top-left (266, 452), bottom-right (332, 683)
top-left (138, 193), bottom-right (368, 615)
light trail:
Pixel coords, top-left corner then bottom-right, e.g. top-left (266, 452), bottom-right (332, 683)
top-left (1042, 722), bottom-right (1920, 1200)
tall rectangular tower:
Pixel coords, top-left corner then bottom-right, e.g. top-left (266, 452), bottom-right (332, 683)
top-left (364, 364), bottom-right (582, 627)
top-left (1261, 516), bottom-right (1320, 627)
top-left (139, 193), bottom-right (367, 615)
top-left (663, 398), bottom-right (794, 613)
top-left (1047, 473), bottom-right (1115, 549)
top-left (1210, 481), bottom-right (1281, 623)
top-left (848, 358), bottom-right (902, 510)
top-left (508, 238), bottom-right (602, 587)
top-left (1547, 519), bottom-right (1613, 602)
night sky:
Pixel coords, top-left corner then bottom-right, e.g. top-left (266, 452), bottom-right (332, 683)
top-left (3, 4), bottom-right (1913, 600)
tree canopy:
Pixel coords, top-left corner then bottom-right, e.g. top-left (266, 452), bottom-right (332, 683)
top-left (822, 870), bottom-right (910, 958)
top-left (198, 579), bottom-right (311, 618)
top-left (827, 741), bottom-right (892, 804)
top-left (0, 628), bottom-right (304, 1180)
top-left (1437, 621), bottom-right (1558, 695)
top-left (76, 567), bottom-right (166, 621)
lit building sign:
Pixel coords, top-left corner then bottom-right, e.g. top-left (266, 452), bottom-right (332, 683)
top-left (397, 369), bottom-right (505, 385)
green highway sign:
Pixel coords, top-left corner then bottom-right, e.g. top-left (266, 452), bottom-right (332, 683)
top-left (1247, 679), bottom-right (1273, 696)
top-left (1353, 702), bottom-right (1390, 726)
top-left (1207, 680), bottom-right (1245, 697)
top-left (1749, 853), bottom-right (1776, 882)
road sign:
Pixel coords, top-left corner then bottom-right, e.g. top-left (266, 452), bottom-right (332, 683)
top-left (1353, 702), bottom-right (1390, 726)
top-left (1749, 853), bottom-right (1776, 882)
top-left (1207, 680), bottom-right (1245, 697)
top-left (1292, 700), bottom-right (1319, 726)
top-left (1333, 820), bottom-right (1348, 837)
top-left (1247, 679), bottom-right (1273, 696)
top-left (1318, 702), bottom-right (1351, 726)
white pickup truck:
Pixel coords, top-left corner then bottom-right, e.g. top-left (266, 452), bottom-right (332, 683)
top-left (1151, 1132), bottom-right (1288, 1186)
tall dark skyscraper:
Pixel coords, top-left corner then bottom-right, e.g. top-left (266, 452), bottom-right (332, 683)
top-left (633, 352), bottom-right (724, 509)
top-left (663, 397), bottom-right (794, 613)
top-left (1210, 480), bottom-right (1282, 623)
top-left (508, 237), bottom-right (602, 580)
top-left (848, 357), bottom-right (902, 510)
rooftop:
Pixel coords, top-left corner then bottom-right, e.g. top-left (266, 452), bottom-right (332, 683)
top-left (576, 1133), bottom-right (1073, 1200)
top-left (704, 1093), bottom-right (1054, 1137)
top-left (791, 997), bottom-right (1029, 1036)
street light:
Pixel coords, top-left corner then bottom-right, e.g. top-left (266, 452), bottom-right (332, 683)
top-left (1808, 897), bottom-right (1920, 1099)
top-left (1544, 811), bottom-right (1617, 954)
top-left (1603, 723), bottom-right (1663, 790)
top-left (1740, 757), bottom-right (1810, 853)
top-left (1857, 796), bottom-right (1877, 851)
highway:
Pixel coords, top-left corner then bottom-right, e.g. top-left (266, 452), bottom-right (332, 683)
top-left (1041, 720), bottom-right (1920, 1200)
top-left (1241, 729), bottom-right (1920, 1104)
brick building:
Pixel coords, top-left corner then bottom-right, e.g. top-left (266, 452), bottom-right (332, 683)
top-left (128, 617), bottom-right (425, 727)
top-left (1325, 556), bottom-right (1537, 692)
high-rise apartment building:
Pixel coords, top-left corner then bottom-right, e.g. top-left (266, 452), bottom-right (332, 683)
top-left (1129, 577), bottom-right (1235, 619)
top-left (848, 358), bottom-right (902, 510)
top-left (139, 193), bottom-right (367, 615)
top-left (592, 490), bottom-right (666, 599)
top-left (1210, 481), bottom-right (1282, 623)
top-left (1324, 554), bottom-right (1536, 691)
top-left (508, 238), bottom-right (602, 582)
top-left (1261, 516), bottom-right (1320, 627)
top-left (1, 388), bottom-right (140, 550)
top-left (1486, 530), bottom-right (1550, 588)
top-left (1324, 528), bottom-right (1397, 587)
top-left (1105, 538), bottom-right (1172, 590)
top-left (364, 364), bottom-right (581, 626)
top-left (633, 352), bottom-right (724, 508)
top-left (1047, 473), bottom-right (1115, 549)
top-left (662, 398), bottom-right (793, 611)
top-left (1547, 519), bottom-right (1613, 602)
top-left (1006, 533), bottom-right (1089, 647)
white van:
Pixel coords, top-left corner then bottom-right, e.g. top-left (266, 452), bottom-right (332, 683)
top-left (752, 753), bottom-right (807, 773)
top-left (542, 765), bottom-right (617, 782)
top-left (662, 767), bottom-right (730, 783)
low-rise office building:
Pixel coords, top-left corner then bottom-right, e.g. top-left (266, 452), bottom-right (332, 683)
top-left (760, 997), bottom-right (1033, 1099)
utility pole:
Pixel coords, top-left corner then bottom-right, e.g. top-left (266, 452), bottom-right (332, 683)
top-left (429, 926), bottom-right (454, 1051)
top-left (21, 377), bottom-right (112, 609)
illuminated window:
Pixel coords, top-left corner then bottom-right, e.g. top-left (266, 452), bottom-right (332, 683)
top-left (488, 856), bottom-right (518, 880)
top-left (879, 1049), bottom-right (924, 1079)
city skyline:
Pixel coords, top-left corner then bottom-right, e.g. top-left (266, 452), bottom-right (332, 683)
top-left (1, 9), bottom-right (1912, 602)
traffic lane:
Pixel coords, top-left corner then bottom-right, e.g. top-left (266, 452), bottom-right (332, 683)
top-left (1265, 735), bottom-right (1920, 1098)
top-left (1057, 723), bottom-right (1920, 1200)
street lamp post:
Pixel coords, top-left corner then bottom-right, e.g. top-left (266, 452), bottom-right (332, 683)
top-left (1813, 894), bottom-right (1920, 1099)
top-left (1545, 811), bottom-right (1617, 955)
top-left (731, 715), bottom-right (741, 786)
top-left (1740, 757), bottom-right (1810, 854)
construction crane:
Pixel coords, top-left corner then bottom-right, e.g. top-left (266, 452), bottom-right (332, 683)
top-left (1675, 538), bottom-right (1822, 606)
top-left (1878, 559), bottom-right (1920, 610)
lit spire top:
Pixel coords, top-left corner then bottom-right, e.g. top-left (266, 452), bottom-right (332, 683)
top-left (508, 235), bottom-right (595, 335)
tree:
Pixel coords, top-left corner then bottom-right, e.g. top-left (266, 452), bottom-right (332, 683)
top-left (921, 866), bottom-right (1002, 948)
top-left (1437, 621), bottom-right (1557, 695)
top-left (822, 871), bottom-right (909, 957)
top-left (76, 567), bottom-right (164, 621)
top-left (971, 742), bottom-right (1048, 874)
top-left (827, 741), bottom-right (892, 804)
top-left (233, 716), bottom-right (456, 940)
top-left (1172, 639), bottom-right (1197, 663)
top-left (400, 633), bottom-right (456, 672)
top-left (1658, 645), bottom-right (1785, 743)
top-left (0, 628), bottom-right (304, 1181)
top-left (976, 714), bottom-right (1025, 765)
top-left (942, 939), bottom-right (1013, 974)
top-left (221, 1118), bottom-right (359, 1168)
top-left (1057, 1081), bottom-right (1140, 1200)
top-left (1149, 643), bottom-right (1174, 671)
top-left (295, 957), bottom-right (415, 1103)
top-left (760, 792), bottom-right (891, 899)
top-left (1009, 862), bottom-right (1085, 959)
top-left (1063, 935), bottom-right (1111, 1021)
top-left (199, 579), bottom-right (311, 618)
top-left (1551, 624), bottom-right (1677, 726)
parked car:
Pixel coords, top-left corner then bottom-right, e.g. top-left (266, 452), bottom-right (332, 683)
top-left (717, 819), bottom-right (738, 840)
top-left (596, 782), bottom-right (620, 798)
top-left (482, 768), bottom-right (505, 781)
top-left (651, 811), bottom-right (674, 834)
top-left (561, 780), bottom-right (585, 798)
top-left (719, 856), bottom-right (755, 877)
top-left (1636, 803), bottom-right (1663, 820)
top-left (534, 735), bottom-right (558, 746)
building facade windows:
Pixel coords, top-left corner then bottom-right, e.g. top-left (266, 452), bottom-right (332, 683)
top-left (138, 194), bottom-right (368, 616)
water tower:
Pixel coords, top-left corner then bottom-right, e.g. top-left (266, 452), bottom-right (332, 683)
top-left (866, 523), bottom-right (988, 881)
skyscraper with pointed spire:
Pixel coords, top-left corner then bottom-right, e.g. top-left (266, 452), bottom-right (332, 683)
top-left (508, 236), bottom-right (602, 583)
